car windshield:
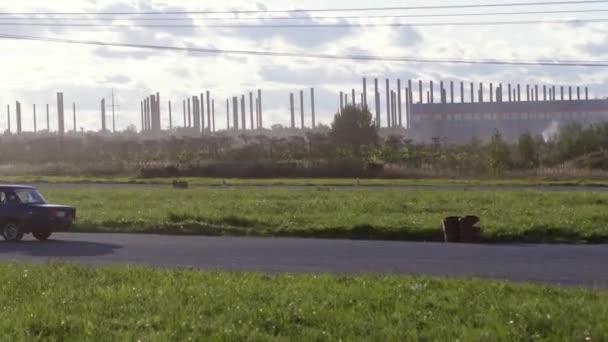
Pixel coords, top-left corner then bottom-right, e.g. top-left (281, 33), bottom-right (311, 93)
top-left (14, 189), bottom-right (47, 204)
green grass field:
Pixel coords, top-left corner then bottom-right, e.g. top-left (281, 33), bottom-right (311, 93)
top-left (0, 263), bottom-right (605, 340)
top-left (3, 174), bottom-right (608, 187)
top-left (39, 187), bottom-right (608, 243)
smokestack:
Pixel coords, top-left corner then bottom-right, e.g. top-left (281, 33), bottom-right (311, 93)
top-left (405, 87), bottom-right (409, 128)
top-left (233, 96), bottom-right (239, 130)
top-left (470, 82), bottom-right (474, 103)
top-left (254, 98), bottom-right (258, 129)
top-left (585, 87), bottom-right (589, 100)
top-left (460, 82), bottom-right (464, 103)
top-left (56, 92), bottom-right (64, 134)
top-left (187, 98), bottom-right (191, 128)
top-left (429, 80), bottom-right (434, 104)
top-left (490, 83), bottom-right (494, 103)
top-left (191, 96), bottom-right (198, 131)
top-left (375, 78), bottom-right (381, 127)
top-left (508, 84), bottom-right (512, 102)
top-left (198, 94), bottom-right (204, 132)
top-left (33, 104), bottom-right (37, 133)
top-left (16, 101), bottom-right (21, 134)
top-left (290, 92), bottom-right (295, 129)
top-left (418, 80), bottom-right (423, 104)
top-left (497, 84), bottom-right (502, 103)
top-left (169, 100), bottom-right (172, 130)
top-left (226, 99), bottom-right (230, 129)
top-left (249, 92), bottom-right (254, 130)
top-left (140, 101), bottom-right (144, 131)
top-left (206, 91), bottom-right (211, 131)
top-left (397, 80), bottom-right (402, 125)
top-left (101, 99), bottom-right (106, 131)
top-left (241, 94), bottom-right (246, 130)
top-left (362, 78), bottom-right (367, 108)
top-left (478, 83), bottom-right (484, 103)
top-left (155, 92), bottom-right (160, 132)
top-left (543, 85), bottom-right (547, 101)
top-left (311, 88), bottom-right (316, 128)
top-left (577, 86), bottom-right (581, 100)
top-left (450, 81), bottom-right (454, 103)
top-left (300, 90), bottom-right (305, 129)
top-left (386, 79), bottom-right (391, 126)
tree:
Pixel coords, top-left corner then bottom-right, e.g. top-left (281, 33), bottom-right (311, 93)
top-left (488, 129), bottom-right (510, 176)
top-left (518, 132), bottom-right (539, 169)
top-left (329, 105), bottom-right (378, 157)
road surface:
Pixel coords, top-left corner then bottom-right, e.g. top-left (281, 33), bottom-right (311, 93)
top-left (1, 233), bottom-right (606, 288)
top-left (18, 182), bottom-right (608, 192)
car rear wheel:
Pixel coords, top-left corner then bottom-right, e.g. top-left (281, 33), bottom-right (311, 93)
top-left (2, 222), bottom-right (24, 242)
top-left (32, 230), bottom-right (52, 241)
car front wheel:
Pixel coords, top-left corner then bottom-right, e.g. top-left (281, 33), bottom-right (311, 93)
top-left (32, 230), bottom-right (52, 241)
top-left (2, 222), bottom-right (24, 242)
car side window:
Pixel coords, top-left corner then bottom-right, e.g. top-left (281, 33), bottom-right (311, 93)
top-left (3, 192), bottom-right (19, 204)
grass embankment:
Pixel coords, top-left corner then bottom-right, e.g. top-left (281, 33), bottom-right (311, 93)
top-left (43, 188), bottom-right (608, 243)
top-left (0, 263), bottom-right (605, 340)
top-left (3, 175), bottom-right (608, 187)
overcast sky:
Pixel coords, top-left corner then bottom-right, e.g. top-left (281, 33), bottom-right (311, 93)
top-left (1, 0), bottom-right (608, 132)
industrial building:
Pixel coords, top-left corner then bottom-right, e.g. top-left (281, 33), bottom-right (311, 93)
top-left (404, 81), bottom-right (608, 143)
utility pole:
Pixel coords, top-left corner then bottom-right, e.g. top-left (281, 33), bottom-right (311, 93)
top-left (6, 104), bottom-right (10, 133)
top-left (111, 89), bottom-right (116, 133)
top-left (168, 100), bottom-right (173, 130)
top-left (33, 104), bottom-right (37, 133)
top-left (73, 103), bottom-right (76, 132)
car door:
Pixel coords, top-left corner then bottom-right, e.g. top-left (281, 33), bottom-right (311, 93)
top-left (4, 189), bottom-right (33, 229)
top-left (0, 190), bottom-right (7, 222)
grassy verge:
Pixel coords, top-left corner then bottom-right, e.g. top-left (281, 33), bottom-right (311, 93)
top-left (2, 175), bottom-right (608, 187)
top-left (41, 188), bottom-right (608, 243)
top-left (0, 263), bottom-right (605, 340)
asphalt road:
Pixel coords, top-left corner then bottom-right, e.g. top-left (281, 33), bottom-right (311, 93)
top-left (25, 182), bottom-right (608, 192)
top-left (1, 233), bottom-right (606, 288)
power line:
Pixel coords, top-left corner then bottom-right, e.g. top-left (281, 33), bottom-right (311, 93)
top-left (0, 34), bottom-right (606, 67)
top-left (0, 1), bottom-right (607, 16)
top-left (0, 18), bottom-right (607, 28)
top-left (4, 8), bottom-right (608, 21)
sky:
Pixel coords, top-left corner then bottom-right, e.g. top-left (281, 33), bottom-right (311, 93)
top-left (1, 0), bottom-right (608, 132)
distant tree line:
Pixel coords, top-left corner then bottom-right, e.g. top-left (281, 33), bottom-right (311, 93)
top-left (1, 105), bottom-right (608, 178)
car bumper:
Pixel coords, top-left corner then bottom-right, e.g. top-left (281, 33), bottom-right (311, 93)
top-left (26, 219), bottom-right (74, 233)
top-left (52, 219), bottom-right (74, 231)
